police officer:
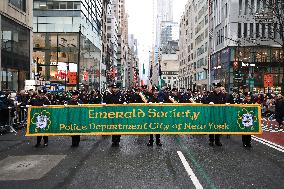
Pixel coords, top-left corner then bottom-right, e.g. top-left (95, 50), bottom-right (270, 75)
top-left (102, 84), bottom-right (113, 103)
top-left (131, 88), bottom-right (145, 103)
top-left (206, 83), bottom-right (226, 146)
top-left (242, 92), bottom-right (254, 147)
top-left (29, 90), bottom-right (51, 147)
top-left (275, 94), bottom-right (284, 129)
top-left (89, 89), bottom-right (102, 104)
top-left (67, 91), bottom-right (81, 147)
top-left (105, 83), bottom-right (125, 147)
top-left (169, 88), bottom-right (181, 103)
top-left (147, 87), bottom-right (162, 146)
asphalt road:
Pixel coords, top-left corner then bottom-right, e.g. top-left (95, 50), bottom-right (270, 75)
top-left (0, 129), bottom-right (283, 189)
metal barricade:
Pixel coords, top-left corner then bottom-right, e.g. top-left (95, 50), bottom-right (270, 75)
top-left (18, 105), bottom-right (28, 128)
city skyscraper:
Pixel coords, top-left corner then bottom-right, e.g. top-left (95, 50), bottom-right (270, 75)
top-left (156, 0), bottom-right (173, 47)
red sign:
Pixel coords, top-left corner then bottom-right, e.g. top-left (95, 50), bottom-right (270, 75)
top-left (264, 74), bottom-right (273, 87)
top-left (68, 72), bottom-right (77, 85)
top-left (83, 71), bottom-right (89, 81)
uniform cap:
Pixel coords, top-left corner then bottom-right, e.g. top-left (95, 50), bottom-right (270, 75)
top-left (244, 92), bottom-right (251, 97)
top-left (172, 88), bottom-right (178, 92)
top-left (111, 83), bottom-right (120, 88)
top-left (214, 83), bottom-right (222, 87)
top-left (38, 89), bottom-right (46, 94)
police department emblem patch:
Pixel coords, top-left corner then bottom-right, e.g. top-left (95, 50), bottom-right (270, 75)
top-left (237, 108), bottom-right (257, 130)
top-left (31, 110), bottom-right (51, 132)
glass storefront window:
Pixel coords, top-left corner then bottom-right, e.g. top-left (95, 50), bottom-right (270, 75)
top-left (9, 0), bottom-right (26, 12)
top-left (34, 33), bottom-right (45, 48)
top-left (1, 69), bottom-right (18, 91)
top-left (1, 16), bottom-right (30, 90)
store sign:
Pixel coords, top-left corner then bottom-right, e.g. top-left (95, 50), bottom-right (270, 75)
top-left (68, 72), bottom-right (77, 84)
top-left (264, 74), bottom-right (273, 87)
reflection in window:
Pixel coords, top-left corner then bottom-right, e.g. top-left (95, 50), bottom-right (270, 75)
top-left (9, 0), bottom-right (26, 12)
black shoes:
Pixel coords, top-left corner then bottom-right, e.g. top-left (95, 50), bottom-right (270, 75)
top-left (156, 141), bottom-right (162, 146)
top-left (34, 143), bottom-right (40, 148)
top-left (35, 143), bottom-right (48, 147)
top-left (111, 142), bottom-right (119, 147)
top-left (243, 143), bottom-right (252, 148)
top-left (147, 141), bottom-right (153, 146)
top-left (215, 141), bottom-right (222, 146)
top-left (147, 141), bottom-right (162, 146)
top-left (209, 141), bottom-right (222, 146)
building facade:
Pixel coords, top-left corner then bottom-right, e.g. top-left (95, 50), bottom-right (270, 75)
top-left (0, 0), bottom-right (33, 91)
top-left (160, 41), bottom-right (179, 89)
top-left (112, 0), bottom-right (128, 87)
top-left (32, 0), bottom-right (102, 91)
top-left (106, 0), bottom-right (118, 85)
top-left (125, 34), bottom-right (139, 89)
top-left (151, 0), bottom-right (178, 88)
top-left (209, 0), bottom-right (283, 93)
top-left (178, 0), bottom-right (209, 91)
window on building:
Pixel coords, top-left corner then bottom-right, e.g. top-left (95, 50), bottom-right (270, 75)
top-left (239, 0), bottom-right (243, 15)
top-left (268, 23), bottom-right (272, 38)
top-left (256, 23), bottom-right (260, 38)
top-left (53, 2), bottom-right (59, 9)
top-left (256, 0), bottom-right (260, 13)
top-left (67, 2), bottom-right (73, 9)
top-left (217, 31), bottom-right (219, 45)
top-left (221, 28), bottom-right (224, 43)
top-left (59, 2), bottom-right (67, 9)
top-left (274, 23), bottom-right (278, 39)
top-left (205, 15), bottom-right (208, 24)
top-left (225, 25), bottom-right (228, 39)
top-left (244, 23), bottom-right (248, 38)
top-left (238, 23), bottom-right (242, 38)
top-left (250, 23), bottom-right (254, 38)
top-left (244, 0), bottom-right (248, 15)
top-left (251, 0), bottom-right (255, 13)
top-left (9, 0), bottom-right (26, 12)
top-left (262, 23), bottom-right (266, 38)
top-left (225, 3), bottom-right (228, 18)
top-left (74, 2), bottom-right (80, 9)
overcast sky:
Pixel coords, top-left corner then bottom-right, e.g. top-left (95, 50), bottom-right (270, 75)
top-left (125, 0), bottom-right (188, 82)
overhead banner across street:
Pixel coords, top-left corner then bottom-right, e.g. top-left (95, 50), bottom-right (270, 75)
top-left (26, 104), bottom-right (262, 136)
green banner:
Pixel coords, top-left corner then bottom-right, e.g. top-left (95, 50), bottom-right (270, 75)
top-left (26, 104), bottom-right (262, 136)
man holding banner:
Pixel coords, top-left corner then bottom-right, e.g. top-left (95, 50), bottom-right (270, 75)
top-left (106, 83), bottom-right (126, 147)
top-left (67, 91), bottom-right (81, 147)
top-left (29, 90), bottom-right (51, 147)
top-left (206, 83), bottom-right (226, 146)
top-left (147, 86), bottom-right (163, 146)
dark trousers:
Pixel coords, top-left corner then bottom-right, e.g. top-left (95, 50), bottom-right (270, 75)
top-left (149, 134), bottom-right (161, 143)
top-left (209, 134), bottom-right (220, 142)
top-left (72, 135), bottom-right (80, 146)
top-left (37, 136), bottom-right (48, 144)
top-left (112, 135), bottom-right (121, 143)
top-left (242, 135), bottom-right (251, 145)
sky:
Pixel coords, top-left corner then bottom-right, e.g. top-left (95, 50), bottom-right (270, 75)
top-left (125, 0), bottom-right (188, 82)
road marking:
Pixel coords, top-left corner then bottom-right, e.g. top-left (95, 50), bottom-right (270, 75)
top-left (177, 151), bottom-right (203, 189)
top-left (252, 136), bottom-right (284, 153)
top-left (252, 136), bottom-right (284, 150)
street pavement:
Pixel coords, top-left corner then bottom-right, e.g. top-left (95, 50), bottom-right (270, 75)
top-left (0, 122), bottom-right (283, 189)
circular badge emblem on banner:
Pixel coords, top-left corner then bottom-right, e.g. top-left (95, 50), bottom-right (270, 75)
top-left (31, 110), bottom-right (52, 132)
top-left (237, 108), bottom-right (257, 130)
